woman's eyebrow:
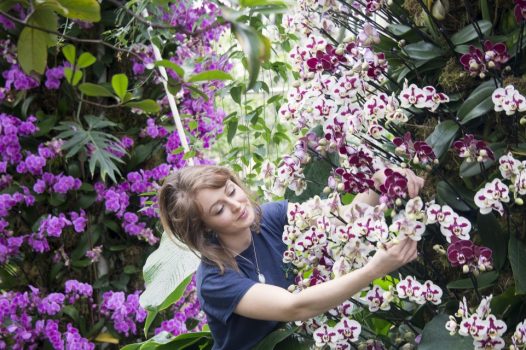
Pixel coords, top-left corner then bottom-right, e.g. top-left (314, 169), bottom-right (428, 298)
top-left (208, 184), bottom-right (230, 214)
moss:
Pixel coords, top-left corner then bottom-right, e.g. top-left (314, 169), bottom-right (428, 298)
top-left (503, 75), bottom-right (526, 96)
top-left (403, 0), bottom-right (423, 20)
top-left (438, 57), bottom-right (477, 94)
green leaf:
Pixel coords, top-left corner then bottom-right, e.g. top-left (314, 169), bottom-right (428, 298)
top-left (426, 120), bottom-right (459, 158)
top-left (78, 83), bottom-right (114, 97)
top-left (62, 44), bottom-right (76, 65)
top-left (64, 67), bottom-right (83, 86)
top-left (509, 234), bottom-right (526, 294)
top-left (227, 117), bottom-right (238, 144)
top-left (188, 70), bottom-right (233, 82)
top-left (436, 180), bottom-right (475, 212)
top-left (77, 52), bottom-right (96, 68)
top-left (144, 310), bottom-right (158, 338)
top-left (230, 85), bottom-right (243, 104)
top-left (125, 100), bottom-right (161, 113)
top-left (477, 212), bottom-right (507, 270)
top-left (253, 325), bottom-right (299, 350)
top-left (47, 0), bottom-right (101, 22)
top-left (140, 232), bottom-right (200, 310)
top-left (447, 271), bottom-right (499, 289)
top-left (458, 80), bottom-right (495, 124)
top-left (111, 73), bottom-right (129, 101)
top-left (386, 24), bottom-right (412, 36)
top-left (451, 20), bottom-right (492, 46)
top-left (62, 305), bottom-right (80, 322)
top-left (239, 0), bottom-right (286, 7)
top-left (403, 41), bottom-right (443, 60)
top-left (55, 115), bottom-right (124, 182)
top-left (229, 18), bottom-right (270, 90)
top-left (18, 9), bottom-right (58, 74)
top-left (155, 60), bottom-right (185, 78)
top-left (419, 314), bottom-right (474, 349)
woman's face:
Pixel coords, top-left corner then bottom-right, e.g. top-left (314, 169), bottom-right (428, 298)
top-left (195, 179), bottom-right (255, 237)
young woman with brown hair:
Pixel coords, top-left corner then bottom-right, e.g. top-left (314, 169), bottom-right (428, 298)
top-left (157, 165), bottom-right (423, 350)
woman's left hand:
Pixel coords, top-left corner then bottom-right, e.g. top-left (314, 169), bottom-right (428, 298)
top-left (373, 167), bottom-right (425, 198)
top-left (396, 167), bottom-right (425, 198)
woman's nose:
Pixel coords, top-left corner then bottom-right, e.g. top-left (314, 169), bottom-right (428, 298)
top-left (227, 198), bottom-right (242, 212)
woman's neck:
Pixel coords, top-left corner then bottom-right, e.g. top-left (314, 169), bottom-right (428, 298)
top-left (218, 228), bottom-right (252, 255)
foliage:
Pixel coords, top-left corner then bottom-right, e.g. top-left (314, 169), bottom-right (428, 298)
top-left (0, 0), bottom-right (279, 349)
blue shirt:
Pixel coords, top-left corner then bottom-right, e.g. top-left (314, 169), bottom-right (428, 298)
top-left (196, 201), bottom-right (292, 350)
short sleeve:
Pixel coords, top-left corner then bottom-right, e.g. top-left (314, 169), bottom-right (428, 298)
top-left (199, 268), bottom-right (257, 324)
top-left (260, 201), bottom-right (288, 235)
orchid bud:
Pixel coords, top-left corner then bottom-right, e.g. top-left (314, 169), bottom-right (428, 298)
top-left (515, 197), bottom-right (524, 205)
top-left (335, 47), bottom-right (344, 55)
top-left (395, 337), bottom-right (404, 345)
top-left (361, 62), bottom-right (369, 70)
top-left (462, 264), bottom-right (470, 273)
top-left (431, 0), bottom-right (448, 20)
top-left (477, 156), bottom-right (484, 162)
top-left (413, 155), bottom-right (420, 164)
top-left (472, 268), bottom-right (480, 277)
top-left (479, 264), bottom-right (486, 272)
top-left (479, 72), bottom-right (486, 79)
top-left (292, 80), bottom-right (301, 88)
top-left (344, 34), bottom-right (355, 42)
top-left (433, 244), bottom-right (446, 255)
top-left (287, 285), bottom-right (296, 292)
top-left (323, 186), bottom-right (331, 194)
top-left (470, 62), bottom-right (479, 70)
top-left (395, 198), bottom-right (403, 207)
top-left (316, 44), bottom-right (325, 51)
top-left (395, 146), bottom-right (405, 155)
top-left (403, 331), bottom-right (415, 341)
top-left (401, 162), bottom-right (408, 168)
top-left (520, 116), bottom-right (526, 126)
top-left (487, 61), bottom-right (495, 69)
top-left (337, 183), bottom-right (345, 192)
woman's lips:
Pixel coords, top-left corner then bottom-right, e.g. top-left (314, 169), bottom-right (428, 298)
top-left (238, 207), bottom-right (247, 220)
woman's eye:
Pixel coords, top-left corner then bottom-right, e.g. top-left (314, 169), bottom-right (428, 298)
top-left (229, 188), bottom-right (236, 196)
top-left (216, 207), bottom-right (224, 215)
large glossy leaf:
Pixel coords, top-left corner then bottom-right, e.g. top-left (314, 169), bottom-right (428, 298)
top-left (253, 325), bottom-right (299, 350)
top-left (477, 212), bottom-right (507, 270)
top-left (43, 0), bottom-right (101, 22)
top-left (125, 100), bottom-right (161, 113)
top-left (188, 70), bottom-right (234, 82)
top-left (285, 154), bottom-right (336, 202)
top-left (447, 270), bottom-right (499, 289)
top-left (458, 80), bottom-right (495, 124)
top-left (227, 13), bottom-right (270, 90)
top-left (403, 41), bottom-right (443, 61)
top-left (78, 83), bottom-right (114, 97)
top-left (122, 331), bottom-right (212, 350)
top-left (140, 232), bottom-right (200, 310)
top-left (418, 314), bottom-right (473, 349)
top-left (426, 120), bottom-right (459, 159)
top-left (436, 180), bottom-right (475, 212)
top-left (17, 9), bottom-right (57, 74)
top-left (111, 74), bottom-right (129, 101)
top-left (509, 234), bottom-right (526, 294)
top-left (451, 20), bottom-right (492, 46)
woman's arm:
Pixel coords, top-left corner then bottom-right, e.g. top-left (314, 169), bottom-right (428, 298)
top-left (234, 238), bottom-right (417, 322)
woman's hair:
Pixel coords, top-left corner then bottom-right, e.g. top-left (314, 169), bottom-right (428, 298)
top-left (158, 165), bottom-right (261, 274)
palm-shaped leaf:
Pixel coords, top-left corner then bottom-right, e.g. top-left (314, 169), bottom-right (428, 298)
top-left (55, 115), bottom-right (126, 182)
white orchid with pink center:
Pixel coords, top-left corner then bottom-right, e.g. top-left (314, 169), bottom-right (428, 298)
top-left (474, 178), bottom-right (510, 215)
top-left (357, 23), bottom-right (380, 47)
top-left (426, 203), bottom-right (455, 225)
top-left (389, 212), bottom-right (426, 241)
top-left (499, 152), bottom-right (521, 180)
top-left (492, 85), bottom-right (526, 115)
top-left (313, 323), bottom-right (342, 348)
top-left (335, 317), bottom-right (361, 343)
top-left (512, 320), bottom-right (526, 349)
top-left (440, 213), bottom-right (472, 242)
top-left (363, 285), bottom-right (391, 312)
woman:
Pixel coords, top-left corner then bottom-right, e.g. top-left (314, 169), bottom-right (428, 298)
top-left (158, 165), bottom-right (423, 350)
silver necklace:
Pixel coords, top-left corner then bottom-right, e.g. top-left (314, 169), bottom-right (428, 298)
top-left (226, 235), bottom-right (266, 284)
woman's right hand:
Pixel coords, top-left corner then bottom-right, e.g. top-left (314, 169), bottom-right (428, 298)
top-left (364, 238), bottom-right (418, 280)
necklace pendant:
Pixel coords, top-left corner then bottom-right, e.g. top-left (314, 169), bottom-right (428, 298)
top-left (258, 273), bottom-right (266, 284)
